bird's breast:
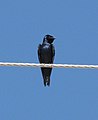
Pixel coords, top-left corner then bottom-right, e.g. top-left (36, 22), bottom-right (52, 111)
top-left (42, 45), bottom-right (50, 52)
top-left (41, 45), bottom-right (52, 63)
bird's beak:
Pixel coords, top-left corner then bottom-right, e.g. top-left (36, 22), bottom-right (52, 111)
top-left (53, 37), bottom-right (56, 40)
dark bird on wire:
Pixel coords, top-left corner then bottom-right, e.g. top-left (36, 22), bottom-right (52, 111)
top-left (38, 34), bottom-right (55, 86)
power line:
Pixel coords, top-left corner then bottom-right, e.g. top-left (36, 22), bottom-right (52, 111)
top-left (0, 62), bottom-right (98, 69)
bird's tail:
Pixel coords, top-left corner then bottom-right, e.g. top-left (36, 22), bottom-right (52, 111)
top-left (44, 76), bottom-right (50, 86)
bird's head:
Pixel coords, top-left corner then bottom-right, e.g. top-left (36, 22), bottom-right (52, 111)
top-left (43, 34), bottom-right (55, 44)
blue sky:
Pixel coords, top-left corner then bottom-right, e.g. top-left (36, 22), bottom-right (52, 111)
top-left (0, 0), bottom-right (98, 119)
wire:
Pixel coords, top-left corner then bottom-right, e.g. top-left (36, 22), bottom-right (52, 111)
top-left (0, 62), bottom-right (98, 69)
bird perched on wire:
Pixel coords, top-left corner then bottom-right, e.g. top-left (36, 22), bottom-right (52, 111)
top-left (38, 34), bottom-right (55, 86)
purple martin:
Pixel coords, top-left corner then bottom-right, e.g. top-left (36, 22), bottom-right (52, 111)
top-left (38, 35), bottom-right (55, 86)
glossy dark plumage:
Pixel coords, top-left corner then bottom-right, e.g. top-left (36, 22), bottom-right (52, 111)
top-left (38, 35), bottom-right (55, 86)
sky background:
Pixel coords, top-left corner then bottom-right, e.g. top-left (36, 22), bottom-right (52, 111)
top-left (0, 0), bottom-right (98, 120)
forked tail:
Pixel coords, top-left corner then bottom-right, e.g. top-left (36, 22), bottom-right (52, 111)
top-left (44, 76), bottom-right (50, 86)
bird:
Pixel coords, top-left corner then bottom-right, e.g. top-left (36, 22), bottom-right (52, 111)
top-left (38, 34), bottom-right (55, 86)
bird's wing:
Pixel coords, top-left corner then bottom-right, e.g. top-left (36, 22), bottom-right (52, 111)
top-left (38, 44), bottom-right (42, 63)
top-left (51, 44), bottom-right (55, 63)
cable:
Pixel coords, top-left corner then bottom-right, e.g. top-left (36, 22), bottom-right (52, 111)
top-left (0, 62), bottom-right (98, 69)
